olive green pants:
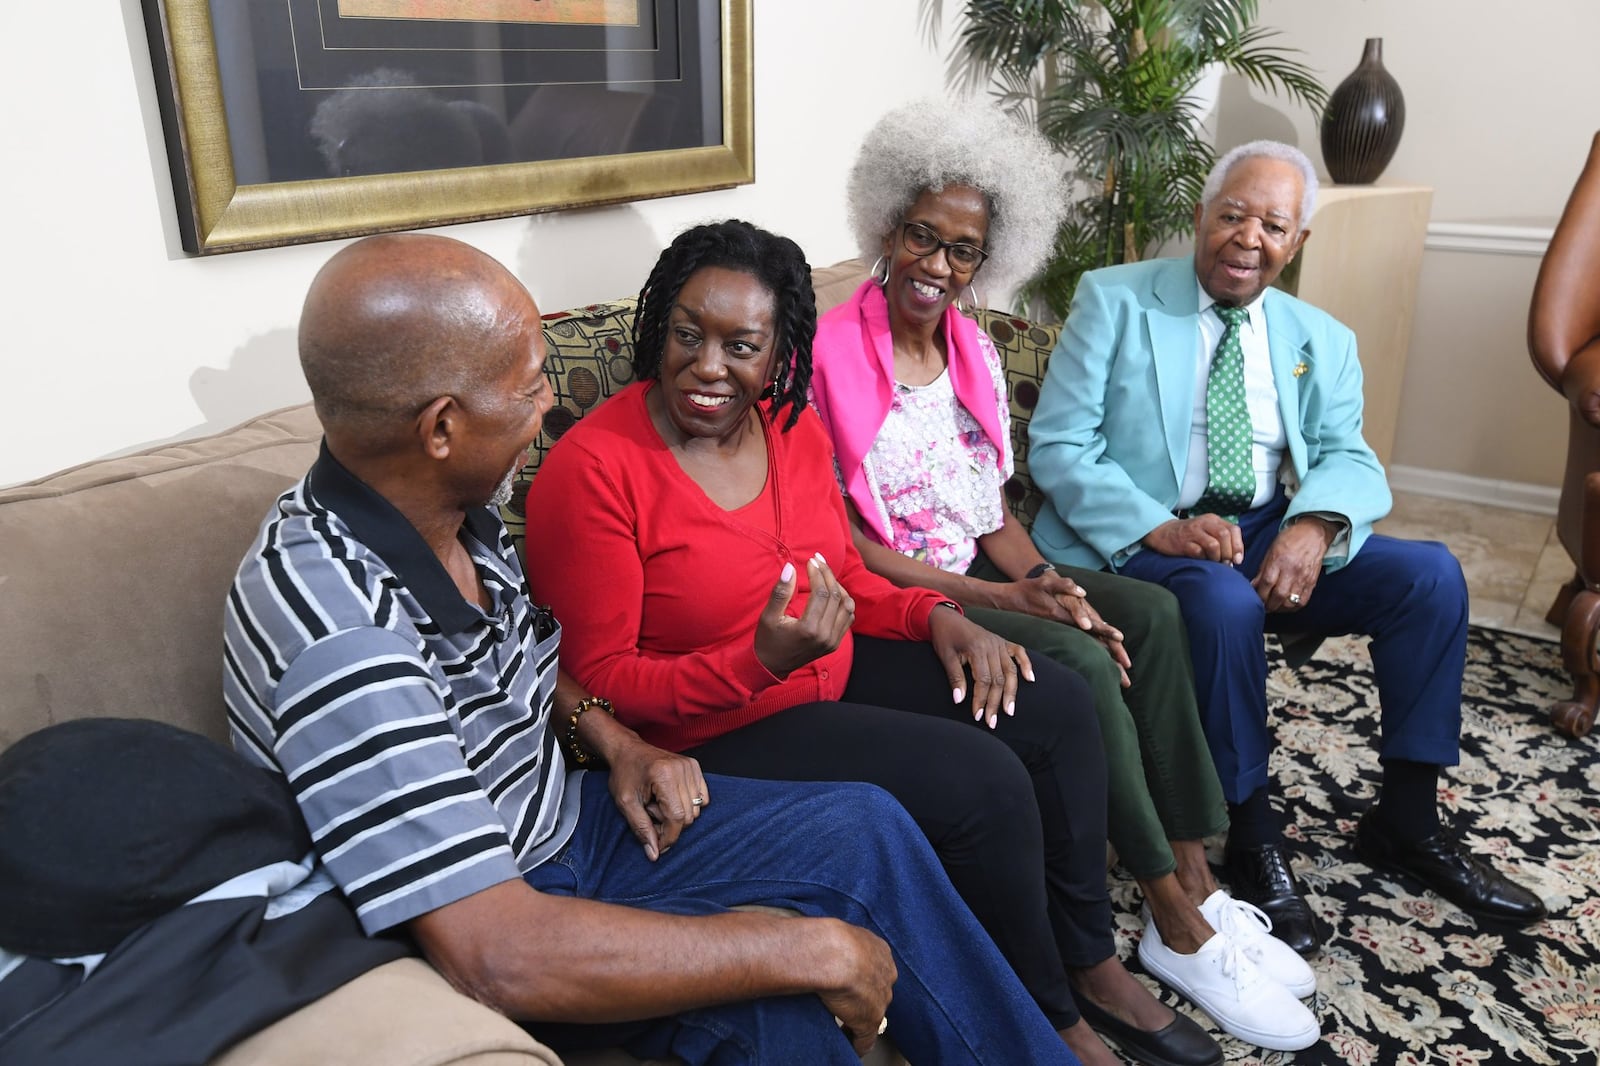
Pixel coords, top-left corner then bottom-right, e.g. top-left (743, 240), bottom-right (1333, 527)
top-left (967, 554), bottom-right (1228, 878)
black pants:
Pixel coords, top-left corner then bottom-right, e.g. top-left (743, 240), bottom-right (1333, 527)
top-left (687, 635), bottom-right (1109, 1031)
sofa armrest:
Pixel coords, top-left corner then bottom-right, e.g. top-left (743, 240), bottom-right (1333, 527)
top-left (212, 958), bottom-right (560, 1066)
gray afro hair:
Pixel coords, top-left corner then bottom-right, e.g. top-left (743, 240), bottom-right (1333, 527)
top-left (846, 96), bottom-right (1067, 292)
top-left (1201, 140), bottom-right (1319, 229)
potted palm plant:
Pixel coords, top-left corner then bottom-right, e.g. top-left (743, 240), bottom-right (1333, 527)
top-left (927, 0), bottom-right (1326, 317)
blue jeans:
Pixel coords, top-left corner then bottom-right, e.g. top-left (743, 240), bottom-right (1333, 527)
top-left (523, 772), bottom-right (1079, 1066)
top-left (1117, 489), bottom-right (1467, 804)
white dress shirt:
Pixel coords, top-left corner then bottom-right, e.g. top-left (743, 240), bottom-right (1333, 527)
top-left (1176, 282), bottom-right (1287, 512)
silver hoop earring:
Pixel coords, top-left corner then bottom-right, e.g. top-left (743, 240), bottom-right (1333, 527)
top-left (870, 255), bottom-right (889, 287)
top-left (957, 283), bottom-right (983, 315)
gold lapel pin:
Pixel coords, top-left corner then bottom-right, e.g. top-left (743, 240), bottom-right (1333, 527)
top-left (1292, 361), bottom-right (1309, 378)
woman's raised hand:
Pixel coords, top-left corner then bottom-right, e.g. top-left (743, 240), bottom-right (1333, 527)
top-left (754, 554), bottom-right (856, 677)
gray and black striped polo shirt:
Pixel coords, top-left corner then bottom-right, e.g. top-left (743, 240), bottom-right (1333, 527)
top-left (224, 445), bottom-right (579, 935)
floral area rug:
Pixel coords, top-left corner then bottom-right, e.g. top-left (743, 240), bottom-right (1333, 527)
top-left (1106, 626), bottom-right (1600, 1064)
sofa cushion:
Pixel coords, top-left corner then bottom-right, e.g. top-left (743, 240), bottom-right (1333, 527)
top-left (972, 308), bottom-right (1063, 527)
top-left (811, 257), bottom-right (871, 313)
top-left (213, 958), bottom-right (559, 1066)
top-left (0, 405), bottom-right (323, 752)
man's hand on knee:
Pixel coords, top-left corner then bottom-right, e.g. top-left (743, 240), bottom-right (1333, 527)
top-left (814, 919), bottom-right (897, 1055)
top-left (1143, 516), bottom-right (1244, 564)
top-left (1252, 520), bottom-right (1333, 611)
top-left (604, 738), bottom-right (709, 861)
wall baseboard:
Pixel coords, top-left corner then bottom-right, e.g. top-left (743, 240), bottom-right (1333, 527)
top-left (1388, 464), bottom-right (1559, 515)
top-left (1423, 222), bottom-right (1553, 258)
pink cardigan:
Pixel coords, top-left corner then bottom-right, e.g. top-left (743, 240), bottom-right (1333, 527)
top-left (810, 280), bottom-right (1008, 544)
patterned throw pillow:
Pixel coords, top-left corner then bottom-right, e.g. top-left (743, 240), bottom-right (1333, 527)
top-left (971, 308), bottom-right (1063, 527)
top-left (500, 299), bottom-right (638, 549)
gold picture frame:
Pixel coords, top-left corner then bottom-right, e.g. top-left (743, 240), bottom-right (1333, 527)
top-left (142, 0), bottom-right (753, 254)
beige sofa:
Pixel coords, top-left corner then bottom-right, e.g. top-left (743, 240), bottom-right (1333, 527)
top-left (0, 259), bottom-right (1064, 1064)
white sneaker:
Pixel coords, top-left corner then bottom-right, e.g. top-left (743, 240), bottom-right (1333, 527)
top-left (1197, 890), bottom-right (1318, 998)
top-left (1138, 917), bottom-right (1321, 1052)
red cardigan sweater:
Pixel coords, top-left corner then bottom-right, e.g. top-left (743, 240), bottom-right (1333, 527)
top-left (524, 382), bottom-right (946, 752)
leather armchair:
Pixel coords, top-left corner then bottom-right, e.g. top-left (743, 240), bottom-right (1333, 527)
top-left (1528, 131), bottom-right (1600, 738)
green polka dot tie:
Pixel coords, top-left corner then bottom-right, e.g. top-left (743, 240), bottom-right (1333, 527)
top-left (1193, 305), bottom-right (1254, 523)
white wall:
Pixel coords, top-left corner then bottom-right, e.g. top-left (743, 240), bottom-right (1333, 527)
top-left (18, 2), bottom-right (1592, 492)
top-left (4, 1), bottom-right (964, 487)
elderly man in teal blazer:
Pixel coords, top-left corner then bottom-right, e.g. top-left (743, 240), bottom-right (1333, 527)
top-left (1027, 141), bottom-right (1546, 959)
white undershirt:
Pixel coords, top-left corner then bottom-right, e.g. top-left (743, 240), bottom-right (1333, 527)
top-left (1176, 282), bottom-right (1287, 511)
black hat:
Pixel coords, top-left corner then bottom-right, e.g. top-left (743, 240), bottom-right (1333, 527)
top-left (0, 718), bottom-right (311, 957)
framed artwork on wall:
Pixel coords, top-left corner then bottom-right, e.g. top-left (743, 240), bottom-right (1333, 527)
top-left (141, 0), bottom-right (753, 254)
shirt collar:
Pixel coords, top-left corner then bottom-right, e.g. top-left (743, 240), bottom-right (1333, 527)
top-left (306, 442), bottom-right (508, 635)
top-left (1196, 278), bottom-right (1268, 335)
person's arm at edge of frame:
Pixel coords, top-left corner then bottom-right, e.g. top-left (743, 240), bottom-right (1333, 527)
top-left (408, 875), bottom-right (895, 1047)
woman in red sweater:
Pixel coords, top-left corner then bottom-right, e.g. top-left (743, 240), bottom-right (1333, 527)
top-left (525, 221), bottom-right (1217, 1066)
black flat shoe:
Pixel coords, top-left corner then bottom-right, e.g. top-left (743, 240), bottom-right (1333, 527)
top-left (1221, 840), bottom-right (1323, 957)
top-left (1355, 810), bottom-right (1548, 925)
top-left (1075, 994), bottom-right (1222, 1066)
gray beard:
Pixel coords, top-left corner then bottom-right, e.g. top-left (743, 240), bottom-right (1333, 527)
top-left (487, 462), bottom-right (519, 508)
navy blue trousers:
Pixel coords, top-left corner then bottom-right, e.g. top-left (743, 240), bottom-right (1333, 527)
top-left (1117, 491), bottom-right (1467, 805)
top-left (523, 771), bottom-right (1080, 1066)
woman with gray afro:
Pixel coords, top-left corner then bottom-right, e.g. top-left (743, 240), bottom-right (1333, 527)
top-left (811, 96), bottom-right (1321, 1062)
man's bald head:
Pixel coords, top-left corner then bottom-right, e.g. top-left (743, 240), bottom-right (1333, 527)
top-left (299, 233), bottom-right (538, 447)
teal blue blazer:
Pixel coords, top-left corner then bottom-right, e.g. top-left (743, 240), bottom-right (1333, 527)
top-left (1027, 257), bottom-right (1391, 571)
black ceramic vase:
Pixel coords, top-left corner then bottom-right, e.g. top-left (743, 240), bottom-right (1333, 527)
top-left (1320, 38), bottom-right (1406, 184)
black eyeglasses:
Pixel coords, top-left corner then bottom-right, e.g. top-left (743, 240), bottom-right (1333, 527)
top-left (900, 221), bottom-right (989, 273)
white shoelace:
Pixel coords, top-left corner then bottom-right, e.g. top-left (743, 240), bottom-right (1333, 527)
top-left (1145, 900), bottom-right (1271, 1001)
top-left (1210, 896), bottom-right (1279, 971)
top-left (1212, 920), bottom-right (1264, 1001)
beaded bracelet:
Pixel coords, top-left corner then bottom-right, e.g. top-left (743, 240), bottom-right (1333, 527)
top-left (565, 695), bottom-right (614, 766)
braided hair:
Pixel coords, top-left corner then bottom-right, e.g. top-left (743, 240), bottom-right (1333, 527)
top-left (632, 220), bottom-right (815, 431)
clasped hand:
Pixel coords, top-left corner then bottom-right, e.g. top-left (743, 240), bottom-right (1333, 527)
top-left (1003, 571), bottom-right (1130, 686)
top-left (1143, 514), bottom-right (1244, 565)
top-left (604, 732), bottom-right (710, 862)
top-left (1144, 515), bottom-right (1332, 611)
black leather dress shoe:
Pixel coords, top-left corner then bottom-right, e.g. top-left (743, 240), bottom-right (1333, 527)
top-left (1221, 840), bottom-right (1323, 957)
top-left (1075, 994), bottom-right (1222, 1066)
top-left (1355, 810), bottom-right (1548, 925)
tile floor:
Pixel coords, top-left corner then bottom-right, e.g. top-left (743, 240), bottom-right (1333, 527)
top-left (1375, 491), bottom-right (1566, 641)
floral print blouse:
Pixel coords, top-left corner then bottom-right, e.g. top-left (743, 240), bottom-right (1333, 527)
top-left (853, 330), bottom-right (1012, 574)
